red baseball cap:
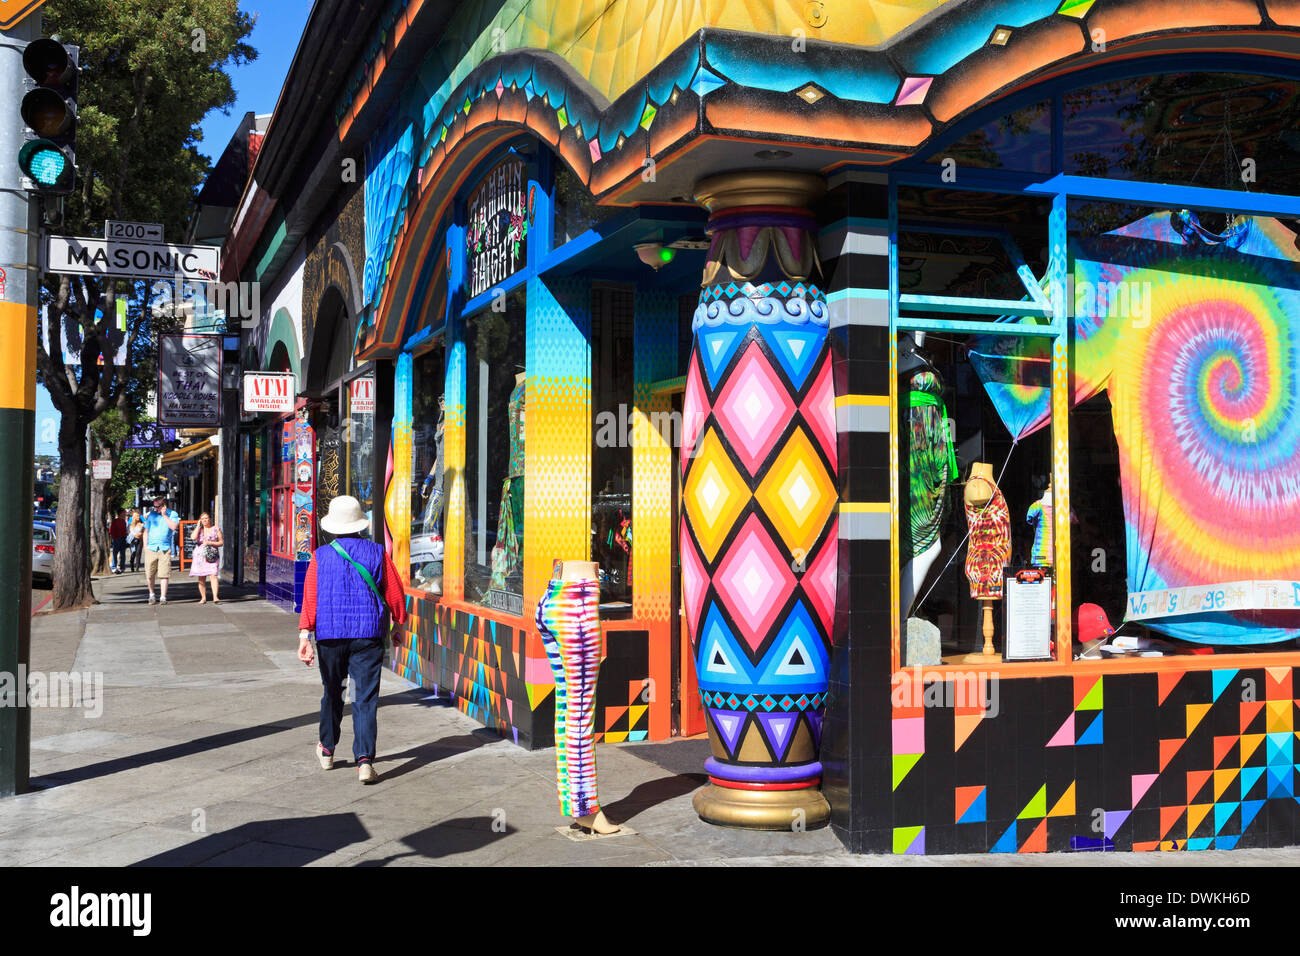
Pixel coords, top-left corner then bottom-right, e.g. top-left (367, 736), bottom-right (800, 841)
top-left (1075, 603), bottom-right (1115, 644)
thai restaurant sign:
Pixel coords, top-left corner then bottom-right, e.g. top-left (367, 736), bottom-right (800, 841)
top-left (465, 155), bottom-right (531, 298)
top-left (158, 334), bottom-right (222, 426)
top-left (243, 371), bottom-right (296, 413)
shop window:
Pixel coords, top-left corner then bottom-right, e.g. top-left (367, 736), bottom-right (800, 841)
top-left (345, 372), bottom-right (376, 536)
top-left (896, 185), bottom-right (1050, 321)
top-left (926, 99), bottom-right (1052, 173)
top-left (1064, 73), bottom-right (1300, 193)
top-left (1064, 198), bottom-right (1300, 659)
top-left (591, 285), bottom-right (634, 613)
top-left (898, 331), bottom-right (1056, 666)
top-left (463, 290), bottom-right (526, 613)
top-left (411, 347), bottom-right (446, 594)
top-left (244, 432), bottom-right (264, 580)
top-left (270, 419), bottom-right (296, 558)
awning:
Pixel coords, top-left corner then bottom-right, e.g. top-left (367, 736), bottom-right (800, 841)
top-left (159, 438), bottom-right (216, 467)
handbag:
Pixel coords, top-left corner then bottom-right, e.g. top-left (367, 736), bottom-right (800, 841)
top-left (203, 544), bottom-right (219, 563)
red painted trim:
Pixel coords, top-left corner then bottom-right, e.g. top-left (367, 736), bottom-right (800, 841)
top-left (708, 776), bottom-right (822, 791)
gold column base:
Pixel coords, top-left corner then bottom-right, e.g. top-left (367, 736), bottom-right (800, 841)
top-left (962, 651), bottom-right (1003, 664)
top-left (693, 784), bottom-right (831, 831)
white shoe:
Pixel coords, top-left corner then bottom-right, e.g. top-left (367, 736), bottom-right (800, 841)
top-left (358, 762), bottom-right (378, 784)
top-left (148, 594), bottom-right (156, 605)
top-left (316, 744), bottom-right (333, 770)
top-left (159, 597), bottom-right (167, 605)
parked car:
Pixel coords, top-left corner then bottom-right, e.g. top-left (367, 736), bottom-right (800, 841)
top-left (32, 521), bottom-right (55, 583)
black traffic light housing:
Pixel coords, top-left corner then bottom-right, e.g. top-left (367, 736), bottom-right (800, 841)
top-left (18, 39), bottom-right (79, 194)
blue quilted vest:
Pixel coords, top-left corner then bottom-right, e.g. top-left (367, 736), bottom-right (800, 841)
top-left (315, 537), bottom-right (385, 640)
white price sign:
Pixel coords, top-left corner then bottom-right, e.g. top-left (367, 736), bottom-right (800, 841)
top-left (92, 459), bottom-right (112, 480)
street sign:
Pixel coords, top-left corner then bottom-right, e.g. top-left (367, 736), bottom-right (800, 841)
top-left (158, 334), bottom-right (222, 426)
top-left (44, 236), bottom-right (219, 281)
top-left (0, 0), bottom-right (48, 30)
top-left (243, 371), bottom-right (296, 413)
top-left (105, 220), bottom-right (163, 243)
top-left (91, 459), bottom-right (111, 479)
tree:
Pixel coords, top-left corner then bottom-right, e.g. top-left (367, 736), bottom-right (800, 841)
top-left (35, 0), bottom-right (255, 608)
top-left (88, 409), bottom-right (162, 574)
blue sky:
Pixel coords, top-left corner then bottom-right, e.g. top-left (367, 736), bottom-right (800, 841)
top-left (197, 1), bottom-right (315, 164)
top-left (38, 2), bottom-right (313, 457)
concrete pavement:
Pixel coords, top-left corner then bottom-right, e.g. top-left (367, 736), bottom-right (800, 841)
top-left (4, 570), bottom-right (1299, 866)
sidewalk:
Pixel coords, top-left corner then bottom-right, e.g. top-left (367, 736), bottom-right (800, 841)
top-left (3, 571), bottom-right (1297, 866)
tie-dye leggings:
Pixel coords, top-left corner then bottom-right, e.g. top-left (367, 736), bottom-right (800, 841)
top-left (535, 570), bottom-right (602, 818)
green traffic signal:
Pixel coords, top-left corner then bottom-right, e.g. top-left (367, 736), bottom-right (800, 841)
top-left (18, 140), bottom-right (71, 189)
top-left (18, 38), bottom-right (78, 195)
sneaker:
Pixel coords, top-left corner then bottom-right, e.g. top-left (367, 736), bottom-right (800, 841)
top-left (159, 597), bottom-right (167, 605)
top-left (148, 594), bottom-right (156, 605)
top-left (358, 762), bottom-right (378, 784)
top-left (316, 744), bottom-right (333, 770)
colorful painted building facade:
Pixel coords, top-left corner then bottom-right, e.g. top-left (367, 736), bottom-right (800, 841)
top-left (223, 0), bottom-right (1300, 852)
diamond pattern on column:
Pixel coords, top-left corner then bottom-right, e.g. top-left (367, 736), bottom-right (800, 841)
top-left (714, 514), bottom-right (797, 656)
top-left (712, 342), bottom-right (796, 477)
top-left (681, 520), bottom-right (708, 648)
top-left (682, 426), bottom-right (750, 563)
top-left (800, 354), bottom-right (837, 473)
top-left (755, 426), bottom-right (837, 561)
top-left (681, 355), bottom-right (710, 465)
top-left (802, 519), bottom-right (837, 642)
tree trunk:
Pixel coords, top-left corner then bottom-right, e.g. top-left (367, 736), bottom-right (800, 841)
top-left (52, 437), bottom-right (95, 609)
top-left (90, 477), bottom-right (111, 576)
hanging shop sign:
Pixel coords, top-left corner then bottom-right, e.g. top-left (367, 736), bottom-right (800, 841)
top-left (44, 236), bottom-right (220, 281)
top-left (158, 334), bottom-right (222, 426)
top-left (123, 422), bottom-right (166, 449)
top-left (91, 459), bottom-right (112, 480)
top-left (466, 155), bottom-right (531, 298)
top-left (349, 375), bottom-right (376, 414)
top-left (242, 371), bottom-right (297, 414)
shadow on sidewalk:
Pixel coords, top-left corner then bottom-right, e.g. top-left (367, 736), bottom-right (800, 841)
top-left (602, 773), bottom-right (708, 826)
top-left (29, 693), bottom-right (495, 790)
top-left (354, 816), bottom-right (517, 866)
top-left (129, 812), bottom-right (373, 866)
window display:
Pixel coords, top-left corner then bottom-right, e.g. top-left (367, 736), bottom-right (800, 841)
top-left (897, 331), bottom-right (1055, 664)
top-left (591, 285), bottom-right (634, 612)
top-left (410, 347), bottom-right (446, 593)
top-left (464, 291), bottom-right (526, 612)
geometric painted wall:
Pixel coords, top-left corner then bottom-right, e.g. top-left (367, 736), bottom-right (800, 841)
top-left (392, 593), bottom-right (651, 749)
top-left (887, 667), bottom-right (1300, 855)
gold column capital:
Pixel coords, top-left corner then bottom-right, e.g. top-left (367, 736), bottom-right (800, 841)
top-left (693, 171), bottom-right (826, 213)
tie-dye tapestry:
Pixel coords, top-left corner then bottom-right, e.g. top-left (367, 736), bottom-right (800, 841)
top-left (970, 212), bottom-right (1300, 644)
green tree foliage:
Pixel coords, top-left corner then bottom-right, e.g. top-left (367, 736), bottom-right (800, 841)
top-left (36, 0), bottom-right (255, 606)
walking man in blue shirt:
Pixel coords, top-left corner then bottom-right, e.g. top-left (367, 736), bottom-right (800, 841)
top-left (142, 497), bottom-right (180, 605)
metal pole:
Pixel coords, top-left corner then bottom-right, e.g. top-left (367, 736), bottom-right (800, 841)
top-left (0, 12), bottom-right (41, 797)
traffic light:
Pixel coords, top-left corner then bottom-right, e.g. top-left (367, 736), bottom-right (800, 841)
top-left (18, 38), bottom-right (78, 194)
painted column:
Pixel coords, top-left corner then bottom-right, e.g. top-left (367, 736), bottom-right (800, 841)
top-left (683, 172), bottom-right (838, 829)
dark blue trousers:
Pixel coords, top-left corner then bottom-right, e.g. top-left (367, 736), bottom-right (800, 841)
top-left (316, 637), bottom-right (384, 762)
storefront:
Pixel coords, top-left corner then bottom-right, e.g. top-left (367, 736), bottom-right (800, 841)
top-left (224, 0), bottom-right (1300, 854)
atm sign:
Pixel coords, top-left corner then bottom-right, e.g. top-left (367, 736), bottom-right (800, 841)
top-left (243, 372), bottom-right (296, 413)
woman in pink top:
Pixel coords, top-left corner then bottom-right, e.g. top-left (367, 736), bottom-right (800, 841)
top-left (189, 512), bottom-right (224, 603)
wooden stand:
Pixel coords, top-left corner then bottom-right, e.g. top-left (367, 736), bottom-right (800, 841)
top-left (964, 598), bottom-right (1003, 663)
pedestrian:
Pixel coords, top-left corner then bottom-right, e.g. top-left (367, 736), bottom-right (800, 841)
top-left (127, 509), bottom-right (145, 572)
top-left (188, 512), bottom-right (223, 603)
top-left (109, 508), bottom-right (128, 574)
top-left (297, 495), bottom-right (406, 783)
top-left (141, 496), bottom-right (180, 605)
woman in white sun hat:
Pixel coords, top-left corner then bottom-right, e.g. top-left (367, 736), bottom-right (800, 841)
top-left (297, 495), bottom-right (407, 783)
